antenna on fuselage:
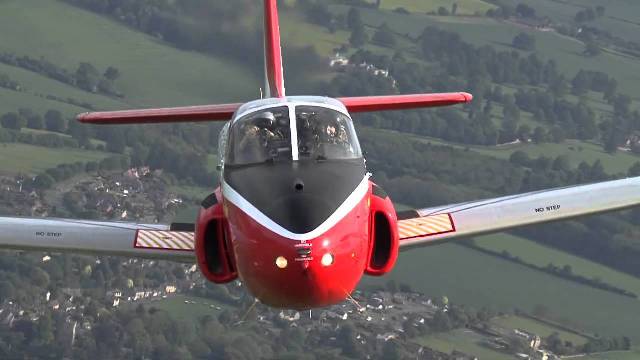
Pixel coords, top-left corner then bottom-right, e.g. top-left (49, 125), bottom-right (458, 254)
top-left (263, 0), bottom-right (285, 98)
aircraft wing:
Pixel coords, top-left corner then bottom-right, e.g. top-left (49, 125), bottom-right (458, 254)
top-left (0, 217), bottom-right (195, 262)
top-left (339, 92), bottom-right (472, 113)
top-left (77, 103), bottom-right (242, 124)
top-left (397, 176), bottom-right (640, 250)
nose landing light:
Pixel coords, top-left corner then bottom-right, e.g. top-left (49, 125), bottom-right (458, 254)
top-left (321, 253), bottom-right (334, 267)
top-left (275, 256), bottom-right (288, 269)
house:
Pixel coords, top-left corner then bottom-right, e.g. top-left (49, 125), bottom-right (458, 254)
top-left (329, 53), bottom-right (349, 67)
top-left (279, 310), bottom-right (300, 321)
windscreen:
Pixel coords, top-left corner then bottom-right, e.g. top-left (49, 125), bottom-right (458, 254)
top-left (296, 106), bottom-right (362, 160)
top-left (227, 106), bottom-right (292, 165)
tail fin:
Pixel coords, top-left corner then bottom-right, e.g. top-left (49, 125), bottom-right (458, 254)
top-left (264, 0), bottom-right (285, 98)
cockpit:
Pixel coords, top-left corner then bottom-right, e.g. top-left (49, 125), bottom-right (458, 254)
top-left (224, 104), bottom-right (362, 166)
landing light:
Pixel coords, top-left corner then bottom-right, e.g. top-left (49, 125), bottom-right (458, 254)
top-left (321, 253), bottom-right (334, 267)
top-left (275, 256), bottom-right (288, 269)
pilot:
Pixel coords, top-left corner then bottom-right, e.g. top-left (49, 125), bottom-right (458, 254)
top-left (323, 122), bottom-right (348, 145)
top-left (252, 111), bottom-right (279, 146)
top-left (238, 124), bottom-right (262, 155)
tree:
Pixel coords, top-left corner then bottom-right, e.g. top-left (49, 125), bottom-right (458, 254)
top-left (26, 114), bottom-right (44, 130)
top-left (549, 126), bottom-right (565, 143)
top-left (510, 150), bottom-right (531, 166)
top-left (0, 112), bottom-right (24, 130)
top-left (104, 66), bottom-right (120, 81)
top-left (512, 32), bottom-right (536, 51)
top-left (517, 124), bottom-right (531, 141)
top-left (584, 41), bottom-right (602, 57)
top-left (515, 4), bottom-right (536, 18)
top-left (603, 78), bottom-right (618, 102)
top-left (33, 174), bottom-right (55, 189)
top-left (106, 133), bottom-right (126, 154)
top-left (382, 341), bottom-right (401, 360)
top-left (532, 126), bottom-right (546, 144)
top-left (76, 62), bottom-right (101, 92)
top-left (372, 23), bottom-right (396, 48)
top-left (339, 324), bottom-right (362, 358)
top-left (432, 310), bottom-right (452, 331)
top-left (349, 24), bottom-right (368, 48)
top-left (628, 162), bottom-right (640, 177)
top-left (37, 313), bottom-right (54, 344)
top-left (451, 3), bottom-right (458, 15)
top-left (437, 6), bottom-right (450, 16)
top-left (44, 110), bottom-right (66, 133)
top-left (0, 281), bottom-right (15, 301)
top-left (346, 7), bottom-right (362, 30)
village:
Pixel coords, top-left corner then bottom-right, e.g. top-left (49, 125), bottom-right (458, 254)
top-left (0, 168), bottom-right (613, 359)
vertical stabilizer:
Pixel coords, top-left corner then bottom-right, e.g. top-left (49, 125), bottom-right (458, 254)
top-left (264, 0), bottom-right (285, 98)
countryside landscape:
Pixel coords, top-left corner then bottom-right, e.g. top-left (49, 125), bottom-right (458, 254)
top-left (2, 0), bottom-right (640, 358)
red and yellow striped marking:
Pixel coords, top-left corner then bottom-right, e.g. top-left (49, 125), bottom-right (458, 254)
top-left (398, 213), bottom-right (455, 240)
top-left (135, 230), bottom-right (195, 251)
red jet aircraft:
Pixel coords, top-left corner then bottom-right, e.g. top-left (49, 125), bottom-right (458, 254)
top-left (2, 0), bottom-right (640, 309)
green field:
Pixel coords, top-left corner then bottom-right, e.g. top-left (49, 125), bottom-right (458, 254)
top-left (332, 4), bottom-right (640, 98)
top-left (0, 62), bottom-right (127, 116)
top-left (492, 315), bottom-right (589, 345)
top-left (0, 0), bottom-right (257, 112)
top-left (395, 130), bottom-right (640, 175)
top-left (475, 233), bottom-right (640, 297)
top-left (375, 0), bottom-right (496, 15)
top-left (363, 243), bottom-right (640, 342)
top-left (281, 10), bottom-right (350, 57)
top-left (0, 142), bottom-right (110, 175)
top-left (515, 0), bottom-right (640, 44)
top-left (0, 87), bottom-right (86, 117)
top-left (149, 295), bottom-right (228, 322)
top-left (579, 350), bottom-right (640, 360)
top-left (415, 329), bottom-right (513, 360)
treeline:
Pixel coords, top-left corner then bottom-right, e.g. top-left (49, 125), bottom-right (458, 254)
top-left (0, 53), bottom-right (122, 96)
top-left (545, 332), bottom-right (631, 356)
top-left (0, 73), bottom-right (20, 91)
top-left (360, 127), bottom-right (640, 278)
top-left (332, 19), bottom-right (640, 152)
top-left (0, 252), bottom-right (196, 359)
top-left (463, 241), bottom-right (637, 298)
top-left (0, 106), bottom-right (222, 187)
top-left (30, 156), bottom-right (130, 193)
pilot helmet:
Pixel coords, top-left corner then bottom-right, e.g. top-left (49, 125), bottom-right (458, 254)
top-left (254, 111), bottom-right (276, 127)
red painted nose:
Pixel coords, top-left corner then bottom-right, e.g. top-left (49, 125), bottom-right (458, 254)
top-left (240, 238), bottom-right (366, 309)
top-left (225, 191), bottom-right (371, 309)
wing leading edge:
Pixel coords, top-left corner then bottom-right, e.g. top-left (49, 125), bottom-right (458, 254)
top-left (398, 176), bottom-right (640, 249)
top-left (0, 217), bottom-right (195, 262)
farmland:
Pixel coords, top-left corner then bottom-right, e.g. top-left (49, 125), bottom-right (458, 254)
top-left (0, 142), bottom-right (110, 175)
top-left (329, 3), bottom-right (640, 97)
top-left (0, 0), bottom-right (257, 113)
top-left (415, 328), bottom-right (513, 360)
top-left (363, 242), bottom-right (640, 342)
top-left (386, 129), bottom-right (640, 175)
top-left (474, 233), bottom-right (640, 297)
top-left (491, 315), bottom-right (589, 345)
top-left (149, 295), bottom-right (228, 323)
top-left (374, 0), bottom-right (496, 15)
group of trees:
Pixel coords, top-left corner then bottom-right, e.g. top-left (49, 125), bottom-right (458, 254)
top-left (467, 242), bottom-right (637, 298)
top-left (0, 109), bottom-right (66, 133)
top-left (0, 53), bottom-right (121, 96)
top-left (545, 332), bottom-right (630, 356)
top-left (0, 73), bottom-right (20, 91)
top-left (574, 6), bottom-right (606, 23)
top-left (359, 127), bottom-right (640, 280)
top-left (327, 16), bottom-right (640, 152)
